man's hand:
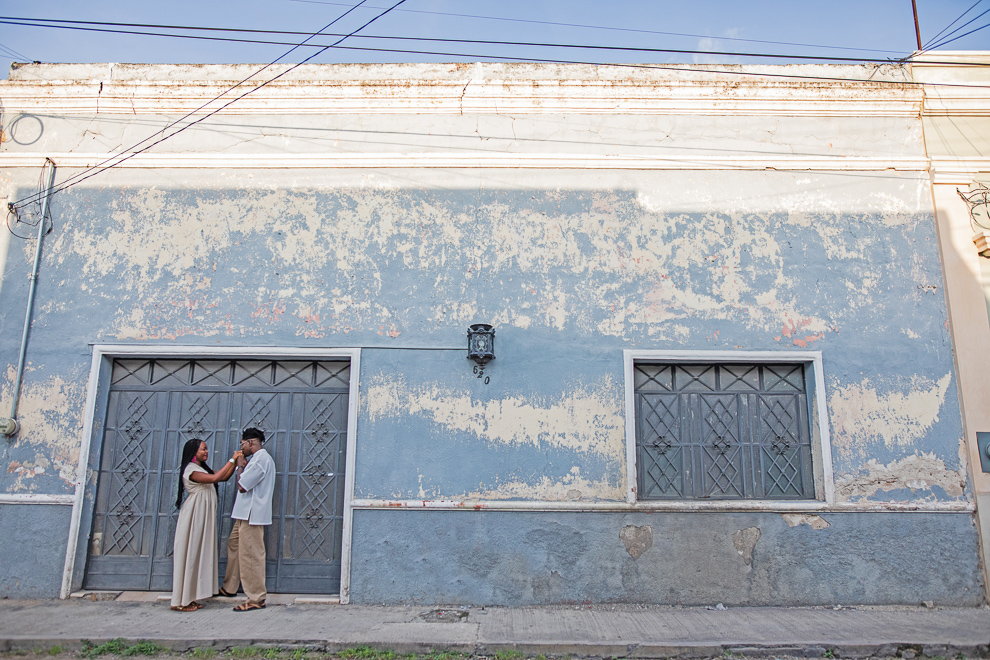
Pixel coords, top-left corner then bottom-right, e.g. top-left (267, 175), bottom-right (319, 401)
top-left (236, 453), bottom-right (247, 468)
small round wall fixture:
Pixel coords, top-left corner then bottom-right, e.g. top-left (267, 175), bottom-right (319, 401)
top-left (467, 323), bottom-right (495, 366)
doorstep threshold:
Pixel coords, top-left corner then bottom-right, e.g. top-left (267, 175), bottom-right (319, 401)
top-left (71, 591), bottom-right (340, 605)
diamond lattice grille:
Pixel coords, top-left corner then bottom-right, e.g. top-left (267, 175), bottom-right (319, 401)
top-left (87, 358), bottom-right (350, 593)
top-left (635, 363), bottom-right (814, 501)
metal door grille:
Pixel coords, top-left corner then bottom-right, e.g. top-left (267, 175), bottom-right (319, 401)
top-left (85, 358), bottom-right (349, 593)
top-left (635, 363), bottom-right (814, 500)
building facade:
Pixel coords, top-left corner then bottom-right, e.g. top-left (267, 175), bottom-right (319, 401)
top-left (0, 60), bottom-right (985, 605)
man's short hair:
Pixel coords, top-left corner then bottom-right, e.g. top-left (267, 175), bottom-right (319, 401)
top-left (242, 427), bottom-right (266, 444)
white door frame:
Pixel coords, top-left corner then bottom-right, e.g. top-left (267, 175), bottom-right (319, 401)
top-left (63, 344), bottom-right (361, 602)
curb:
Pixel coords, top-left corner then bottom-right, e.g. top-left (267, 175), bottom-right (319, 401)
top-left (2, 638), bottom-right (989, 658)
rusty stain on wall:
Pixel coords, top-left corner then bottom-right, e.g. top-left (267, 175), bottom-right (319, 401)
top-left (834, 452), bottom-right (967, 501)
top-left (828, 373), bottom-right (952, 462)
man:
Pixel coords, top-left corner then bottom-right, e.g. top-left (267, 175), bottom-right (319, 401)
top-left (219, 427), bottom-right (275, 611)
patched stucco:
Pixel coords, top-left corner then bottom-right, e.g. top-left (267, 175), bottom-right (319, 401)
top-left (835, 452), bottom-right (968, 501)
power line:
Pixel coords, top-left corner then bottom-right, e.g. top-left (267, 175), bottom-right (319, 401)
top-left (273, 40), bottom-right (990, 89)
top-left (928, 19), bottom-right (990, 50)
top-left (0, 39), bottom-right (30, 61)
top-left (926, 5), bottom-right (990, 50)
top-left (3, 16), bottom-right (986, 67)
top-left (9, 0), bottom-right (409, 212)
top-left (7, 10), bottom-right (990, 208)
top-left (6, 1), bottom-right (372, 212)
top-left (286, 0), bottom-right (909, 56)
top-left (5, 17), bottom-right (986, 76)
top-left (924, 0), bottom-right (983, 49)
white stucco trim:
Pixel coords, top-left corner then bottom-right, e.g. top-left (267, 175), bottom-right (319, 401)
top-left (348, 498), bottom-right (973, 513)
top-left (0, 71), bottom-right (922, 117)
top-left (63, 343), bottom-right (361, 600)
top-left (0, 494), bottom-right (74, 505)
top-left (61, 347), bottom-right (104, 598)
top-left (0, 153), bottom-right (932, 171)
top-left (339, 348), bottom-right (360, 605)
top-left (930, 158), bottom-right (990, 184)
top-left (622, 349), bottom-right (834, 509)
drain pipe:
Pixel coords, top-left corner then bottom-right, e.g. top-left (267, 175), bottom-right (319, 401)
top-left (1, 158), bottom-right (57, 437)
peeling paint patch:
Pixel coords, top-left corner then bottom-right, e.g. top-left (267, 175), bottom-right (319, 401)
top-left (828, 373), bottom-right (952, 461)
top-left (364, 374), bottom-right (624, 459)
top-left (0, 370), bottom-right (85, 492)
top-left (620, 525), bottom-right (653, 559)
top-left (780, 513), bottom-right (830, 530)
top-left (454, 467), bottom-right (624, 501)
top-left (834, 452), bottom-right (966, 501)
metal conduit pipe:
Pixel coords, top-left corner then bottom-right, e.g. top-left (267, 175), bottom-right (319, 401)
top-left (1, 158), bottom-right (57, 437)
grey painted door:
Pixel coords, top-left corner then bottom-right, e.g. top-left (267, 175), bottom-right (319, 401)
top-left (84, 358), bottom-right (350, 594)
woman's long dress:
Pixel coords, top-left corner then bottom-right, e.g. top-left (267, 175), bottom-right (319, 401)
top-left (171, 463), bottom-right (218, 607)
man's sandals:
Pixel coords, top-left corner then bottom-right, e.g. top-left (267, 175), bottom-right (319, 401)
top-left (233, 601), bottom-right (266, 612)
top-left (170, 602), bottom-right (203, 612)
top-left (216, 588), bottom-right (238, 597)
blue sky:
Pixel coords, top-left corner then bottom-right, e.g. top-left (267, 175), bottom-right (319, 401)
top-left (0, 0), bottom-right (989, 76)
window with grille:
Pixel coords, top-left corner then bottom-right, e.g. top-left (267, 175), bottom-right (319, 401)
top-left (634, 362), bottom-right (816, 500)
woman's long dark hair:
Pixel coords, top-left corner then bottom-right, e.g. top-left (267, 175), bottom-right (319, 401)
top-left (175, 438), bottom-right (216, 509)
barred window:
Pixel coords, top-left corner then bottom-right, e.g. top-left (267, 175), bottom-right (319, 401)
top-left (634, 362), bottom-right (815, 500)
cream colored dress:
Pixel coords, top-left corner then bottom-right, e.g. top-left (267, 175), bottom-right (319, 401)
top-left (171, 463), bottom-right (219, 607)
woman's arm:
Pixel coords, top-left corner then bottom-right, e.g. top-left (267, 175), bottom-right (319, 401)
top-left (189, 451), bottom-right (243, 484)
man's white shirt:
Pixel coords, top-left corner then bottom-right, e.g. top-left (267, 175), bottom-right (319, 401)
top-left (231, 447), bottom-right (276, 526)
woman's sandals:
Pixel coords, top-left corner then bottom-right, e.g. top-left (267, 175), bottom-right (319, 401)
top-left (232, 601), bottom-right (266, 612)
top-left (170, 602), bottom-right (203, 612)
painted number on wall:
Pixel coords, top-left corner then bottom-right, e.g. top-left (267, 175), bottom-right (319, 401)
top-left (472, 365), bottom-right (491, 385)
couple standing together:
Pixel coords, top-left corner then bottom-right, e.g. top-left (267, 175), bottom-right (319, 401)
top-left (170, 428), bottom-right (275, 613)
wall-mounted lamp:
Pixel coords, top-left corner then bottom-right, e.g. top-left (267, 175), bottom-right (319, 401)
top-left (467, 323), bottom-right (495, 366)
top-left (959, 183), bottom-right (990, 257)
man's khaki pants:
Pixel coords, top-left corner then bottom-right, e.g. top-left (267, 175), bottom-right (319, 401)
top-left (222, 519), bottom-right (267, 605)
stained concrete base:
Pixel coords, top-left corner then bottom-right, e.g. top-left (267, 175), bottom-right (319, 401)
top-left (1, 599), bottom-right (989, 657)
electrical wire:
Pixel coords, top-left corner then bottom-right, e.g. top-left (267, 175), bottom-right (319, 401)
top-left (6, 0), bottom-right (378, 210)
top-left (924, 0), bottom-right (983, 49)
top-left (0, 39), bottom-right (30, 61)
top-left (0, 18), bottom-right (924, 64)
top-left (8, 28), bottom-right (990, 211)
top-left (7, 16), bottom-right (990, 68)
top-left (8, 1), bottom-right (409, 212)
top-left (925, 6), bottom-right (990, 50)
top-left (286, 0), bottom-right (908, 56)
top-left (927, 19), bottom-right (990, 50)
top-left (7, 7), bottom-right (990, 209)
top-left (6, 166), bottom-right (54, 239)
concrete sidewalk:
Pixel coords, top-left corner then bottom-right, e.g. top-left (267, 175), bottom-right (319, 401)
top-left (0, 595), bottom-right (988, 658)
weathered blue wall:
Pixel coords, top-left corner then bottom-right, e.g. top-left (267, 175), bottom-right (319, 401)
top-left (350, 510), bottom-right (984, 606)
top-left (0, 167), bottom-right (977, 601)
top-left (0, 504), bottom-right (71, 597)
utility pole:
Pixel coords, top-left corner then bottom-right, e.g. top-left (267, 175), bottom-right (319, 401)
top-left (912, 0), bottom-right (923, 51)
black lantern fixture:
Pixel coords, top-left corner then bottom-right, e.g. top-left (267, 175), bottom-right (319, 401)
top-left (467, 323), bottom-right (495, 365)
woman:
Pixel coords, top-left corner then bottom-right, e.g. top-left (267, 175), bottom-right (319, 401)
top-left (171, 438), bottom-right (241, 612)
